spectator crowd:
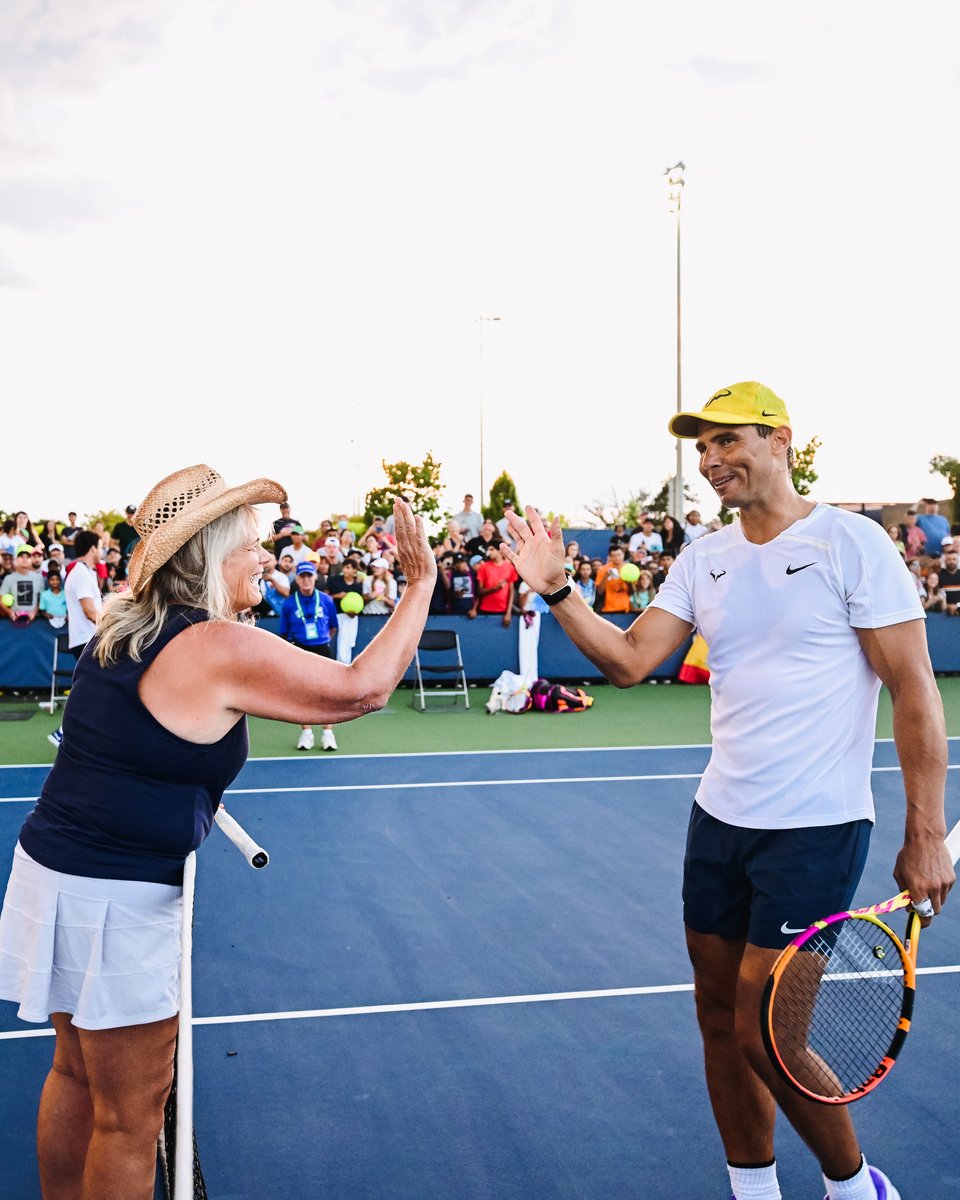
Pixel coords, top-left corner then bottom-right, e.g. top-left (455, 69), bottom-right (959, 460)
top-left (3, 496), bottom-right (959, 640)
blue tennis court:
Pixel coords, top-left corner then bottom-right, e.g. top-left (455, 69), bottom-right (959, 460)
top-left (2, 742), bottom-right (958, 1199)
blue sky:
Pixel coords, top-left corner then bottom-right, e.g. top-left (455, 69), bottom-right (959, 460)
top-left (1, 1), bottom-right (958, 526)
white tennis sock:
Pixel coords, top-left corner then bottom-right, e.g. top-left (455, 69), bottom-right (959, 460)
top-left (823, 1156), bottom-right (877, 1199)
top-left (727, 1160), bottom-right (781, 1199)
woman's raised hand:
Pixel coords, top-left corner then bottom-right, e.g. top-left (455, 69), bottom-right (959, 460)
top-left (392, 500), bottom-right (437, 586)
top-left (501, 506), bottom-right (566, 596)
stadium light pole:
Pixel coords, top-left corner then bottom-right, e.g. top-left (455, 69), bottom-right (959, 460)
top-left (665, 162), bottom-right (685, 521)
top-left (478, 316), bottom-right (501, 508)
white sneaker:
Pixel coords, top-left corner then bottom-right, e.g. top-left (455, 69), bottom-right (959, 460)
top-left (296, 728), bottom-right (315, 751)
top-left (321, 729), bottom-right (337, 751)
top-left (48, 729), bottom-right (63, 750)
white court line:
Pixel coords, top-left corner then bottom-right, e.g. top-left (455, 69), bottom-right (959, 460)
top-left (3, 964), bottom-right (959, 1041)
top-left (3, 763), bottom-right (958, 805)
top-left (2, 735), bottom-right (958, 770)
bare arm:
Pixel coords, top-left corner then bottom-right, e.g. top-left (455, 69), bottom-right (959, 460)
top-left (502, 507), bottom-right (693, 685)
top-left (857, 620), bottom-right (954, 919)
top-left (141, 502), bottom-right (436, 735)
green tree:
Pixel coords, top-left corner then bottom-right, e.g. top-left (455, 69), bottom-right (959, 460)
top-left (930, 455), bottom-right (960, 524)
top-left (791, 436), bottom-right (822, 497)
top-left (582, 488), bottom-right (652, 529)
top-left (364, 453), bottom-right (445, 526)
top-left (649, 475), bottom-right (698, 521)
top-left (85, 509), bottom-right (125, 535)
top-left (483, 471), bottom-right (521, 522)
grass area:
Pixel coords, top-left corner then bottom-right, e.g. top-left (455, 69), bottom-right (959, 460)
top-left (1, 677), bottom-right (958, 764)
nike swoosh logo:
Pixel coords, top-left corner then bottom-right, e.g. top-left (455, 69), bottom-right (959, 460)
top-left (786, 562), bottom-right (817, 575)
top-left (781, 922), bottom-right (807, 935)
top-left (761, 409), bottom-right (777, 417)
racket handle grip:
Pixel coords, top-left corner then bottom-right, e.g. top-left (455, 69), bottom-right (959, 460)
top-left (215, 806), bottom-right (270, 869)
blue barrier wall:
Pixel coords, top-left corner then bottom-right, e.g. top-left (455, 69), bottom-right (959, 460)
top-left (2, 613), bottom-right (957, 691)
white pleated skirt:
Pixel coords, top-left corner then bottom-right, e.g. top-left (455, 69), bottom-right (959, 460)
top-left (0, 843), bottom-right (183, 1030)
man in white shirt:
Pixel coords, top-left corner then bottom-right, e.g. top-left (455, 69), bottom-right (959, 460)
top-left (501, 381), bottom-right (952, 1200)
top-left (49, 530), bottom-right (104, 750)
top-left (628, 518), bottom-right (663, 557)
top-left (453, 493), bottom-right (484, 541)
top-left (683, 508), bottom-right (709, 543)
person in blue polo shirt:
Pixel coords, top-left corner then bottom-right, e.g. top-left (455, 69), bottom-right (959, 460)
top-left (279, 560), bottom-right (340, 751)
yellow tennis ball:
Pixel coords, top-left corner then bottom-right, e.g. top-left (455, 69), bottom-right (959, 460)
top-left (620, 563), bottom-right (641, 583)
top-left (1, 594), bottom-right (14, 608)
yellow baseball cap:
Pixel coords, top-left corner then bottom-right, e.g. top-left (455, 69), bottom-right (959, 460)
top-left (668, 381), bottom-right (790, 439)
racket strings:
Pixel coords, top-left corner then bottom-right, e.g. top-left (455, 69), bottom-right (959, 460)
top-left (771, 919), bottom-right (905, 1098)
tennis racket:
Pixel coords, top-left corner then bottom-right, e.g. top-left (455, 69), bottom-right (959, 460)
top-left (158, 806), bottom-right (270, 1198)
top-left (761, 818), bottom-right (960, 1105)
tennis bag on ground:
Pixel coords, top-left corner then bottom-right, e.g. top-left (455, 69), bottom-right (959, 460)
top-left (529, 678), bottom-right (594, 713)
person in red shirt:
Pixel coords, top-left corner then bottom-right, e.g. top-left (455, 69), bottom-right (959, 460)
top-left (595, 546), bottom-right (632, 613)
top-left (470, 544), bottom-right (517, 627)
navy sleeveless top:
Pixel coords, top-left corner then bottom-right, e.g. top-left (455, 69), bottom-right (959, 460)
top-left (19, 607), bottom-right (249, 885)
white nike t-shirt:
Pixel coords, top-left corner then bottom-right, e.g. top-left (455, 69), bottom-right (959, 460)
top-left (650, 504), bottom-right (924, 829)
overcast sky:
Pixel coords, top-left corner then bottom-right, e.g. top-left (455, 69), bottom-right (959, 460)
top-left (2, 1), bottom-right (958, 529)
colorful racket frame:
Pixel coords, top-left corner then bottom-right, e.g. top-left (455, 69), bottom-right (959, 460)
top-left (760, 892), bottom-right (919, 1105)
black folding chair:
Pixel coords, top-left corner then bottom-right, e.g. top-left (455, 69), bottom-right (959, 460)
top-left (39, 634), bottom-right (77, 714)
top-left (412, 629), bottom-right (470, 711)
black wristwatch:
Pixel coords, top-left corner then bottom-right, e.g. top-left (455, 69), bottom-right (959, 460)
top-left (541, 583), bottom-right (573, 606)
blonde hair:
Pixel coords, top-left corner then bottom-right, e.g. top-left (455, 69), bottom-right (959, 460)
top-left (96, 505), bottom-right (257, 667)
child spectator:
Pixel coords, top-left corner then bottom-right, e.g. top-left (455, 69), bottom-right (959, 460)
top-left (573, 560), bottom-right (596, 608)
top-left (886, 524), bottom-right (906, 557)
top-left (445, 554), bottom-right (476, 615)
top-left (629, 568), bottom-right (657, 612)
top-left (0, 545), bottom-right (43, 625)
top-left (596, 547), bottom-right (631, 614)
top-left (921, 571), bottom-right (947, 613)
top-left (39, 570), bottom-right (67, 629)
top-left (363, 558), bottom-right (398, 614)
top-left (470, 544), bottom-right (517, 627)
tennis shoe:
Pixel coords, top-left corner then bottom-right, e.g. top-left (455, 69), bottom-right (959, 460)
top-left (321, 729), bottom-right (337, 751)
top-left (47, 729), bottom-right (62, 750)
top-left (296, 728), bottom-right (315, 751)
top-left (821, 1167), bottom-right (900, 1200)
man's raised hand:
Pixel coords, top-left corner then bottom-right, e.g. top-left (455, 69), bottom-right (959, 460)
top-left (501, 506), bottom-right (566, 596)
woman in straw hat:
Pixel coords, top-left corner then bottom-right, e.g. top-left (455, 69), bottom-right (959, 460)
top-left (0, 463), bottom-right (436, 1200)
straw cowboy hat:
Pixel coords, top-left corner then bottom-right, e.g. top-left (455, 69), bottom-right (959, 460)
top-left (126, 464), bottom-right (286, 596)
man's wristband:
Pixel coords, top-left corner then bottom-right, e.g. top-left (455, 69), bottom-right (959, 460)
top-left (541, 583), bottom-right (572, 606)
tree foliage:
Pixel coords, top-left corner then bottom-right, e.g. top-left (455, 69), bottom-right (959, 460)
top-left (483, 471), bottom-right (521, 522)
top-left (363, 453), bottom-right (445, 526)
top-left (84, 509), bottom-right (125, 534)
top-left (791, 437), bottom-right (821, 497)
top-left (581, 488), bottom-right (652, 530)
top-left (648, 475), bottom-right (698, 521)
top-left (930, 455), bottom-right (960, 524)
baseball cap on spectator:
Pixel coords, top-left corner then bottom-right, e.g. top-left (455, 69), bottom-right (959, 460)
top-left (942, 537), bottom-right (955, 549)
top-left (325, 536), bottom-right (340, 548)
top-left (296, 561), bottom-right (318, 575)
top-left (370, 557), bottom-right (390, 569)
top-left (15, 546), bottom-right (33, 557)
top-left (289, 524), bottom-right (305, 535)
top-left (48, 543), bottom-right (64, 553)
top-left (469, 554), bottom-right (484, 567)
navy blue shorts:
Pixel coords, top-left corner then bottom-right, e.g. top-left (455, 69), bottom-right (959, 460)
top-left (683, 803), bottom-right (872, 949)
